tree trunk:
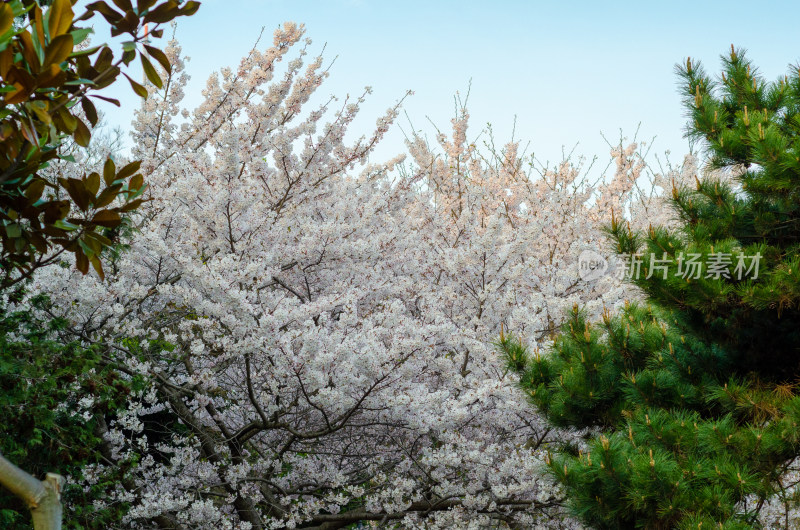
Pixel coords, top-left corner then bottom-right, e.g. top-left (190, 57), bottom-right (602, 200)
top-left (0, 453), bottom-right (63, 529)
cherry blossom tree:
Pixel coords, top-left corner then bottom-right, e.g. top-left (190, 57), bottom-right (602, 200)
top-left (24, 23), bottom-right (698, 529)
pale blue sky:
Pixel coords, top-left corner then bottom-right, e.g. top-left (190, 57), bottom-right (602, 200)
top-left (98, 0), bottom-right (800, 170)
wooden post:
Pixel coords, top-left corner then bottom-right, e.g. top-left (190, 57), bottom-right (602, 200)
top-left (0, 453), bottom-right (64, 529)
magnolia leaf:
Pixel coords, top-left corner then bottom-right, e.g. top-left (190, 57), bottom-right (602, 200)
top-left (5, 83), bottom-right (30, 105)
top-left (44, 201), bottom-right (71, 224)
top-left (25, 179), bottom-right (46, 202)
top-left (94, 184), bottom-right (122, 208)
top-left (121, 48), bottom-right (136, 66)
top-left (120, 198), bottom-right (144, 212)
top-left (144, 0), bottom-right (180, 24)
top-left (33, 6), bottom-right (45, 50)
top-left (20, 121), bottom-right (39, 145)
top-left (28, 100), bottom-right (52, 124)
top-left (68, 44), bottom-right (102, 58)
top-left (180, 1), bottom-right (201, 16)
top-left (143, 44), bottom-right (171, 74)
top-left (43, 34), bottom-right (74, 66)
top-left (29, 231), bottom-right (48, 253)
top-left (58, 107), bottom-right (78, 133)
top-left (18, 32), bottom-right (41, 72)
top-left (81, 97), bottom-right (98, 126)
top-left (0, 122), bottom-right (14, 141)
top-left (137, 0), bottom-right (158, 12)
top-left (116, 160), bottom-right (141, 180)
top-left (91, 210), bottom-right (121, 227)
top-left (112, 10), bottom-right (139, 37)
top-left (55, 215), bottom-right (84, 231)
top-left (5, 223), bottom-right (21, 238)
top-left (58, 177), bottom-right (91, 211)
top-left (140, 54), bottom-right (162, 88)
top-left (89, 94), bottom-right (121, 106)
top-left (73, 117), bottom-right (91, 147)
top-left (90, 253), bottom-right (105, 280)
top-left (36, 64), bottom-right (66, 87)
top-left (129, 173), bottom-right (144, 192)
top-left (79, 234), bottom-right (101, 255)
top-left (47, 0), bottom-right (74, 38)
top-left (0, 4), bottom-right (13, 36)
top-left (112, 0), bottom-right (134, 12)
top-left (75, 247), bottom-right (89, 274)
top-left (84, 230), bottom-right (112, 247)
top-left (124, 72), bottom-right (148, 98)
top-left (86, 2), bottom-right (123, 25)
top-left (86, 172), bottom-right (100, 196)
top-left (93, 45), bottom-right (114, 71)
top-left (103, 158), bottom-right (116, 185)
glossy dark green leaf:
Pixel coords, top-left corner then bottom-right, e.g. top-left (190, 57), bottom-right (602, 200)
top-left (24, 179), bottom-right (46, 202)
top-left (94, 184), bottom-right (123, 208)
top-left (116, 160), bottom-right (141, 180)
top-left (137, 0), bottom-right (158, 13)
top-left (89, 253), bottom-right (104, 279)
top-left (89, 94), bottom-right (121, 106)
top-left (180, 1), bottom-right (201, 16)
top-left (143, 44), bottom-right (171, 74)
top-left (103, 158), bottom-right (116, 185)
top-left (143, 0), bottom-right (179, 23)
top-left (91, 209), bottom-right (121, 227)
top-left (129, 173), bottom-right (144, 192)
top-left (139, 54), bottom-right (162, 88)
top-left (111, 0), bottom-right (134, 13)
top-left (120, 198), bottom-right (144, 212)
top-left (81, 97), bottom-right (98, 126)
top-left (73, 117), bottom-right (91, 147)
top-left (86, 2), bottom-right (123, 24)
top-left (124, 72), bottom-right (148, 98)
top-left (74, 247), bottom-right (89, 273)
top-left (43, 34), bottom-right (74, 66)
top-left (86, 172), bottom-right (100, 196)
top-left (84, 230), bottom-right (112, 247)
top-left (58, 177), bottom-right (92, 211)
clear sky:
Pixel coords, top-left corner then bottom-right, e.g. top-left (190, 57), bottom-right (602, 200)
top-left (97, 0), bottom-right (800, 171)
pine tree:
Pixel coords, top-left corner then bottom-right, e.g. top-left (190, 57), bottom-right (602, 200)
top-left (501, 47), bottom-right (800, 528)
